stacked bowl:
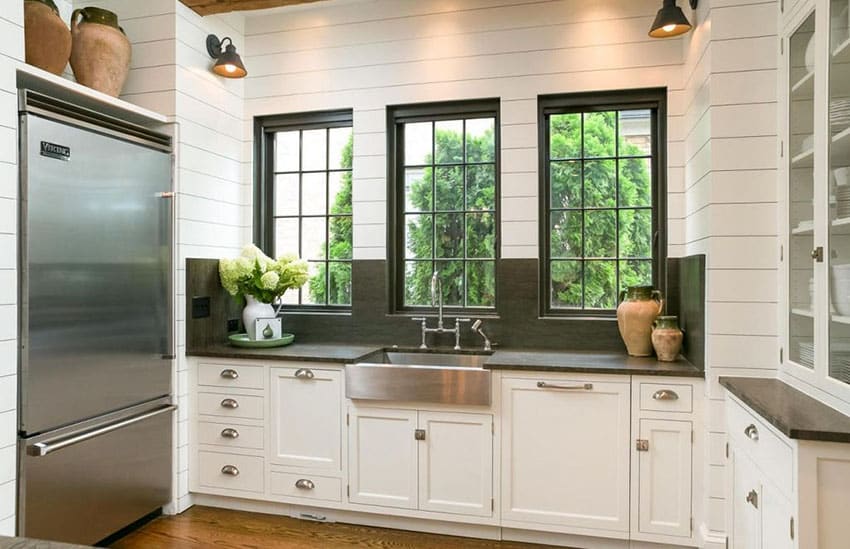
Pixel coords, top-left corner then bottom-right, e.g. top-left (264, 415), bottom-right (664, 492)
top-left (833, 264), bottom-right (850, 316)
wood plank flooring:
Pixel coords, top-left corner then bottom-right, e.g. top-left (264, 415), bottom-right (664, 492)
top-left (110, 506), bottom-right (550, 549)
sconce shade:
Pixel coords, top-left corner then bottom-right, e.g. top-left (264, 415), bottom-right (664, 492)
top-left (206, 34), bottom-right (247, 78)
top-left (648, 0), bottom-right (693, 38)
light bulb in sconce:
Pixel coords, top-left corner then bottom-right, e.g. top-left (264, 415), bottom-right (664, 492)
top-left (648, 0), bottom-right (697, 38)
top-left (206, 34), bottom-right (247, 78)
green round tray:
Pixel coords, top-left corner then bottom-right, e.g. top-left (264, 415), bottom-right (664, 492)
top-left (228, 333), bottom-right (295, 348)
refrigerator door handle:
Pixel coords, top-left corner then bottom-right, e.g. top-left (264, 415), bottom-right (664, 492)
top-left (27, 404), bottom-right (177, 457)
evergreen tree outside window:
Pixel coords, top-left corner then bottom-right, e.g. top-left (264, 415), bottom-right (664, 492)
top-left (389, 100), bottom-right (499, 311)
top-left (540, 90), bottom-right (667, 315)
top-left (254, 110), bottom-right (353, 308)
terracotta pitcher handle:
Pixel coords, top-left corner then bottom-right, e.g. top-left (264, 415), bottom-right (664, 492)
top-left (618, 289), bottom-right (627, 304)
top-left (70, 8), bottom-right (86, 34)
top-left (652, 290), bottom-right (664, 315)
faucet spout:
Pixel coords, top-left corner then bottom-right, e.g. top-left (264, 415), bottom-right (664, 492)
top-left (430, 271), bottom-right (444, 329)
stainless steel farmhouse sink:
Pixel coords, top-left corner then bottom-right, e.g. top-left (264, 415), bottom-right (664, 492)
top-left (345, 350), bottom-right (493, 406)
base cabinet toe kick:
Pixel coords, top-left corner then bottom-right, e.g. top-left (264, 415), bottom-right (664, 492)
top-left (189, 358), bottom-right (704, 548)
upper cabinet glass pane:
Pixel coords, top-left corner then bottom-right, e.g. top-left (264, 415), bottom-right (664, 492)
top-left (789, 12), bottom-right (816, 370)
top-left (829, 1), bottom-right (850, 384)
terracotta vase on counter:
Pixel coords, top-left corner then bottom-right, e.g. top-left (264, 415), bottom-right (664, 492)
top-left (652, 315), bottom-right (684, 362)
top-left (69, 7), bottom-right (131, 97)
top-left (24, 0), bottom-right (72, 75)
top-left (617, 286), bottom-right (663, 357)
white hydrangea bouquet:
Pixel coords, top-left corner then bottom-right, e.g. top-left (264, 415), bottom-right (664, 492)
top-left (220, 244), bottom-right (309, 305)
top-left (220, 245), bottom-right (309, 340)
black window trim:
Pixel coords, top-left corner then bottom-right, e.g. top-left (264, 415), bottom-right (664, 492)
top-left (387, 98), bottom-right (501, 315)
top-left (538, 88), bottom-right (668, 318)
top-left (254, 108), bottom-right (354, 312)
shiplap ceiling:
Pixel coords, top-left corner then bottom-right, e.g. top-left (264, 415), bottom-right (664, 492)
top-left (180, 0), bottom-right (328, 16)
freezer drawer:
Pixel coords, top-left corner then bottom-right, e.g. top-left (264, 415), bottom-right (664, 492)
top-left (18, 399), bottom-right (175, 545)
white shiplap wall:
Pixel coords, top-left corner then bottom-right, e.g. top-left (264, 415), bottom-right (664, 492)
top-left (0, 0), bottom-right (22, 536)
top-left (242, 0), bottom-right (688, 260)
top-left (682, 0), bottom-right (780, 545)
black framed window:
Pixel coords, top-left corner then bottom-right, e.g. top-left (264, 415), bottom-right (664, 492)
top-left (388, 100), bottom-right (500, 312)
top-left (254, 110), bottom-right (353, 308)
top-left (539, 89), bottom-right (666, 316)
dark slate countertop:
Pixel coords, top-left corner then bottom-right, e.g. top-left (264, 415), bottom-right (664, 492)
top-left (188, 342), bottom-right (702, 377)
top-left (187, 343), bottom-right (382, 363)
top-left (486, 350), bottom-right (703, 377)
top-left (0, 538), bottom-right (90, 548)
top-left (720, 376), bottom-right (850, 443)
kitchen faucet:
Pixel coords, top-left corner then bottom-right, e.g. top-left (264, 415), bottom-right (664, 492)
top-left (412, 271), bottom-right (469, 350)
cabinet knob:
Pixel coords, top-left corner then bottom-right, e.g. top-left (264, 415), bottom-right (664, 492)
top-left (652, 389), bottom-right (679, 401)
top-left (220, 369), bottom-right (239, 379)
top-left (744, 424), bottom-right (759, 441)
top-left (221, 465), bottom-right (239, 476)
top-left (295, 478), bottom-right (315, 490)
top-left (414, 429), bottom-right (426, 441)
top-left (220, 428), bottom-right (239, 439)
top-left (746, 489), bottom-right (759, 509)
top-left (294, 368), bottom-right (315, 380)
top-left (220, 398), bottom-right (239, 409)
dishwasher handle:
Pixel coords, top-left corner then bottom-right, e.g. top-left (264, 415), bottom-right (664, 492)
top-left (27, 404), bottom-right (177, 457)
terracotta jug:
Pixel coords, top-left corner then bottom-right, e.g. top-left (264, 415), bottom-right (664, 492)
top-left (616, 286), bottom-right (663, 357)
top-left (24, 0), bottom-right (72, 76)
top-left (69, 7), bottom-right (131, 97)
top-left (652, 315), bottom-right (684, 362)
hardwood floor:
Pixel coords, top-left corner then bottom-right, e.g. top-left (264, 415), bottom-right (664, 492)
top-left (110, 506), bottom-right (551, 549)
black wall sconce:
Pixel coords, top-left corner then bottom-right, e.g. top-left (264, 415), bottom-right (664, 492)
top-left (649, 0), bottom-right (698, 38)
top-left (206, 34), bottom-right (247, 78)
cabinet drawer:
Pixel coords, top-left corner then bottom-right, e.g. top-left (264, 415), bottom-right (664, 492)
top-left (270, 471), bottom-right (342, 503)
top-left (199, 451), bottom-right (263, 493)
top-left (198, 362), bottom-right (265, 390)
top-left (728, 398), bottom-right (793, 497)
top-left (198, 421), bottom-right (264, 450)
top-left (639, 383), bottom-right (693, 413)
top-left (198, 392), bottom-right (264, 420)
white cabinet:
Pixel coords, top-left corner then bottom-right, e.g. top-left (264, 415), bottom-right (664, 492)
top-left (348, 407), bottom-right (493, 516)
top-left (348, 407), bottom-right (419, 509)
top-left (269, 366), bottom-right (342, 471)
top-left (418, 411), bottom-right (492, 517)
top-left (636, 418), bottom-right (692, 538)
top-left (501, 376), bottom-right (631, 533)
top-left (731, 451), bottom-right (762, 549)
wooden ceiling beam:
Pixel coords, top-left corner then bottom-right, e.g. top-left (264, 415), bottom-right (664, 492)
top-left (180, 0), bottom-right (328, 16)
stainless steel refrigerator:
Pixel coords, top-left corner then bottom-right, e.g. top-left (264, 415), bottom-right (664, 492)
top-left (16, 91), bottom-right (176, 545)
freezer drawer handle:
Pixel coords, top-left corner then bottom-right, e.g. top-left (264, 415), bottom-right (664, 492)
top-left (26, 404), bottom-right (177, 457)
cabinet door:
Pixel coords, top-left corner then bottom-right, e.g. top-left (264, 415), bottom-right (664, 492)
top-left (501, 377), bottom-right (631, 532)
top-left (348, 407), bottom-right (418, 509)
top-left (762, 481), bottom-right (794, 549)
top-left (418, 411), bottom-right (493, 517)
top-left (637, 419), bottom-right (692, 537)
top-left (270, 367), bottom-right (342, 470)
top-left (731, 451), bottom-right (762, 549)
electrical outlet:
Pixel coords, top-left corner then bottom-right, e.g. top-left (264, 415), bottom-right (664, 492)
top-left (191, 296), bottom-right (211, 319)
top-left (226, 318), bottom-right (239, 333)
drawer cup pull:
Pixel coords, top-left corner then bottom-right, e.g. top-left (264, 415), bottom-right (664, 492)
top-left (537, 382), bottom-right (593, 391)
top-left (221, 465), bottom-right (240, 476)
top-left (294, 368), bottom-right (315, 380)
top-left (744, 424), bottom-right (759, 441)
top-left (220, 428), bottom-right (239, 439)
top-left (652, 389), bottom-right (679, 401)
top-left (220, 369), bottom-right (239, 379)
top-left (295, 478), bottom-right (315, 490)
top-left (220, 398), bottom-right (239, 409)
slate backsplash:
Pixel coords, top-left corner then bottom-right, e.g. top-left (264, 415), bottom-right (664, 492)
top-left (186, 255), bottom-right (705, 367)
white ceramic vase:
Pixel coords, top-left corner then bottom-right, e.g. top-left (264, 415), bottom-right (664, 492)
top-left (242, 295), bottom-right (275, 340)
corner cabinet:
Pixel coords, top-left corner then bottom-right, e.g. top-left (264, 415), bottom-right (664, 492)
top-left (780, 0), bottom-right (850, 401)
